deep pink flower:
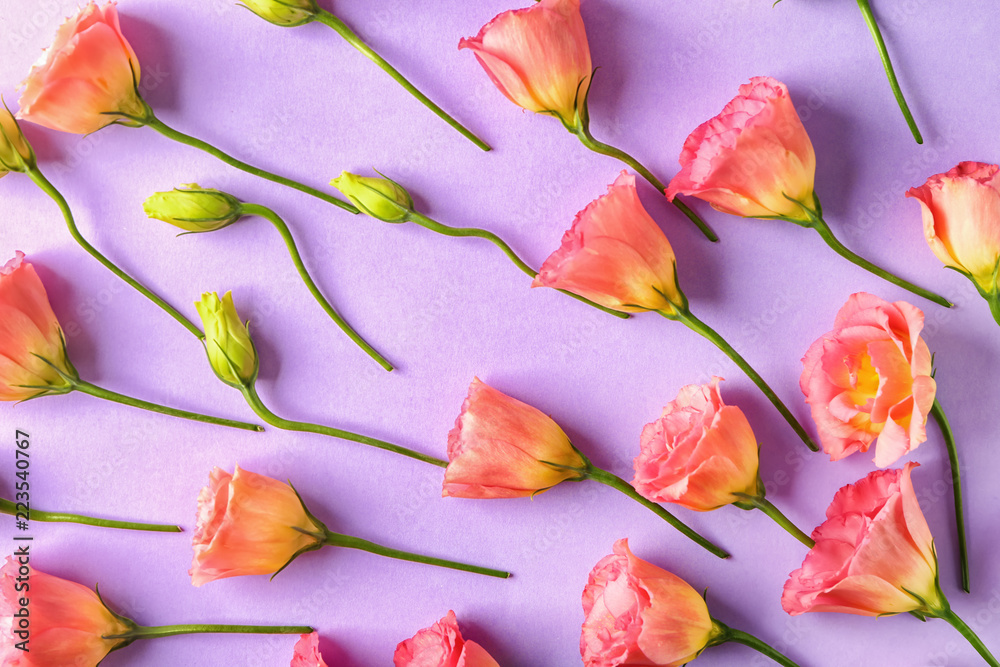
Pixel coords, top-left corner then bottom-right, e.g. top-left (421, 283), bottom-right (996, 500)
top-left (393, 611), bottom-right (500, 667)
top-left (291, 631), bottom-right (329, 667)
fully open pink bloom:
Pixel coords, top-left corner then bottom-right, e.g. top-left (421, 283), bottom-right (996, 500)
top-left (782, 463), bottom-right (942, 617)
top-left (291, 632), bottom-right (329, 667)
top-left (460, 0), bottom-right (591, 126)
top-left (533, 171), bottom-right (685, 313)
top-left (393, 611), bottom-right (500, 667)
top-left (443, 378), bottom-right (587, 498)
top-left (0, 252), bottom-right (77, 401)
top-left (190, 465), bottom-right (325, 586)
top-left (633, 378), bottom-right (759, 511)
top-left (18, 1), bottom-right (145, 135)
top-left (0, 557), bottom-right (131, 667)
top-left (581, 539), bottom-right (716, 667)
top-left (800, 293), bottom-right (936, 467)
top-left (666, 77), bottom-right (816, 222)
top-left (906, 162), bottom-right (1000, 293)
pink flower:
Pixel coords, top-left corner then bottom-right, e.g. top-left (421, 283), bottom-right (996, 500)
top-left (800, 292), bottom-right (936, 467)
top-left (532, 171), bottom-right (685, 313)
top-left (190, 465), bottom-right (326, 586)
top-left (291, 632), bottom-right (329, 667)
top-left (782, 463), bottom-right (943, 617)
top-left (906, 162), bottom-right (1000, 294)
top-left (0, 557), bottom-right (131, 667)
top-left (17, 2), bottom-right (146, 135)
top-left (459, 0), bottom-right (592, 126)
top-left (580, 539), bottom-right (716, 667)
top-left (632, 378), bottom-right (759, 512)
top-left (666, 77), bottom-right (817, 223)
top-left (443, 378), bottom-right (587, 498)
top-left (393, 611), bottom-right (500, 667)
top-left (0, 252), bottom-right (77, 401)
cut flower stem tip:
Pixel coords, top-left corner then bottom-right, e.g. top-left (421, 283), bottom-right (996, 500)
top-left (239, 204), bottom-right (393, 371)
top-left (0, 499), bottom-right (181, 533)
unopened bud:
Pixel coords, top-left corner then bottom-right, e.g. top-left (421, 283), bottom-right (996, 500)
top-left (331, 171), bottom-right (413, 222)
top-left (143, 184), bottom-right (243, 233)
top-left (239, 0), bottom-right (319, 27)
top-left (195, 291), bottom-right (258, 388)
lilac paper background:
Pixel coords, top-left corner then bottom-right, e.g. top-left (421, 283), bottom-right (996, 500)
top-left (2, 0), bottom-right (1000, 664)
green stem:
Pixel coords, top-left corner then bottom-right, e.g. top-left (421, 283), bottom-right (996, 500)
top-left (930, 397), bottom-right (970, 593)
top-left (313, 11), bottom-right (490, 151)
top-left (806, 210), bottom-right (951, 308)
top-left (734, 495), bottom-right (814, 548)
top-left (937, 608), bottom-right (1000, 666)
top-left (0, 498), bottom-right (180, 532)
top-left (987, 290), bottom-right (1000, 328)
top-left (585, 465), bottom-right (730, 559)
top-left (570, 123), bottom-right (719, 242)
top-left (110, 624), bottom-right (313, 640)
top-left (406, 212), bottom-right (629, 319)
top-left (139, 109), bottom-right (358, 214)
top-left (240, 204), bottom-right (393, 371)
top-left (670, 308), bottom-right (819, 452)
top-left (712, 621), bottom-right (802, 667)
top-left (855, 0), bottom-right (923, 144)
top-left (26, 168), bottom-right (203, 339)
top-left (240, 382), bottom-right (447, 467)
top-left (71, 379), bottom-right (263, 432)
top-left (324, 531), bottom-right (509, 578)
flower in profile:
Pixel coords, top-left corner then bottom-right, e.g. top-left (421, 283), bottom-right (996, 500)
top-left (666, 76), bottom-right (816, 222)
top-left (633, 378), bottom-right (759, 512)
top-left (907, 161), bottom-right (1000, 323)
top-left (143, 184), bottom-right (244, 233)
top-left (195, 291), bottom-right (259, 388)
top-left (533, 171), bottom-right (686, 314)
top-left (0, 557), bottom-right (132, 667)
top-left (190, 466), bottom-right (326, 586)
top-left (459, 0), bottom-right (592, 127)
top-left (17, 1), bottom-right (146, 134)
top-left (800, 293), bottom-right (936, 467)
top-left (0, 251), bottom-right (78, 401)
top-left (393, 611), bottom-right (500, 667)
top-left (443, 377), bottom-right (587, 498)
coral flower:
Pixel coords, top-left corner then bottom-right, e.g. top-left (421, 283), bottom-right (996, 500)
top-left (393, 611), bottom-right (500, 667)
top-left (18, 2), bottom-right (145, 135)
top-left (0, 251), bottom-right (77, 401)
top-left (800, 293), bottom-right (936, 467)
top-left (291, 631), bottom-right (329, 667)
top-left (443, 378), bottom-right (587, 498)
top-left (459, 0), bottom-right (592, 126)
top-left (0, 557), bottom-right (131, 667)
top-left (633, 378), bottom-right (759, 512)
top-left (190, 466), bottom-right (325, 586)
top-left (533, 171), bottom-right (685, 314)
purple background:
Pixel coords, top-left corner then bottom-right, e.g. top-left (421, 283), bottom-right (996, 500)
top-left (2, 0), bottom-right (1000, 664)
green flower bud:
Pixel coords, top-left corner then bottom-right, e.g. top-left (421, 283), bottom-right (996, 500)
top-left (331, 171), bottom-right (414, 223)
top-left (195, 291), bottom-right (258, 388)
top-left (143, 184), bottom-right (243, 233)
top-left (0, 105), bottom-right (35, 177)
top-left (239, 0), bottom-right (319, 27)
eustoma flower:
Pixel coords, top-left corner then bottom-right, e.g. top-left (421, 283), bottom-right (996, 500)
top-left (291, 632), bottom-right (329, 667)
top-left (190, 466), bottom-right (509, 586)
top-left (442, 378), bottom-right (730, 559)
top-left (0, 252), bottom-right (260, 431)
top-left (783, 465), bottom-right (999, 665)
top-left (665, 77), bottom-right (950, 308)
top-left (144, 184), bottom-right (391, 370)
top-left (0, 557), bottom-right (312, 666)
top-left (633, 378), bottom-right (813, 547)
top-left (0, 104), bottom-right (202, 338)
top-left (534, 171), bottom-right (818, 451)
top-left (460, 0), bottom-right (717, 241)
top-left (581, 539), bottom-right (801, 666)
top-left (801, 292), bottom-right (969, 590)
top-left (907, 162), bottom-right (1000, 326)
top-left (193, 291), bottom-right (445, 466)
top-left (17, 3), bottom-right (361, 214)
top-left (237, 0), bottom-right (488, 151)
top-left (394, 611), bottom-right (500, 667)
top-left (332, 170), bottom-right (630, 320)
